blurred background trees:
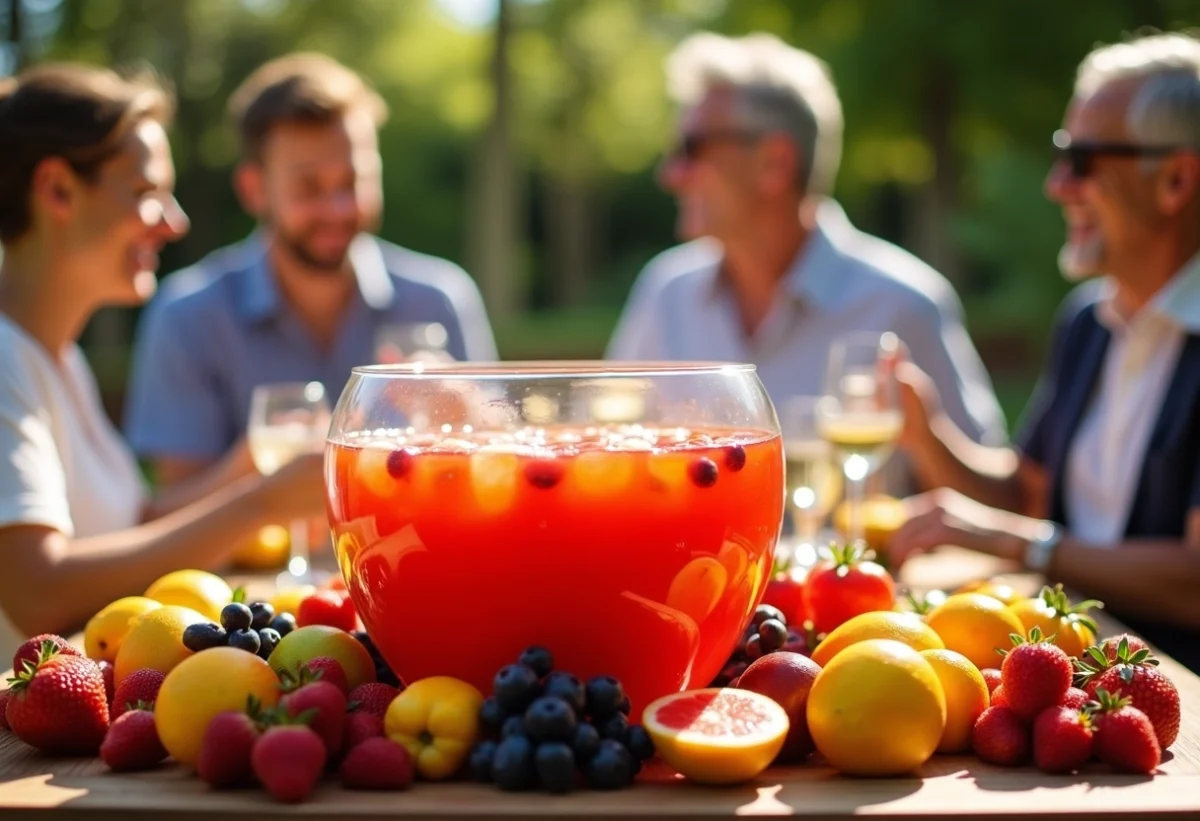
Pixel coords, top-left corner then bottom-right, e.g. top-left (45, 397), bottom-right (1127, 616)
top-left (4, 0), bottom-right (1199, 430)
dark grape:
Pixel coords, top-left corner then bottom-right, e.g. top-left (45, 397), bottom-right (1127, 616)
top-left (744, 634), bottom-right (763, 661)
top-left (758, 618), bottom-right (787, 653)
top-left (752, 604), bottom-right (786, 628)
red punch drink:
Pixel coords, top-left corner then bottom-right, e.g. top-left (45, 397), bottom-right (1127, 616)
top-left (326, 424), bottom-right (784, 714)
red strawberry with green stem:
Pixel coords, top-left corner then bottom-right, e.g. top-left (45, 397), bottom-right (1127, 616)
top-left (1032, 705), bottom-right (1093, 774)
top-left (303, 657), bottom-right (349, 695)
top-left (110, 668), bottom-right (165, 720)
top-left (340, 736), bottom-right (414, 790)
top-left (197, 698), bottom-right (269, 789)
top-left (280, 673), bottom-right (347, 762)
top-left (100, 705), bottom-right (166, 772)
top-left (972, 705), bottom-right (1029, 766)
top-left (342, 711), bottom-right (385, 756)
top-left (11, 635), bottom-right (80, 675)
top-left (252, 714), bottom-right (327, 803)
top-left (999, 627), bottom-right (1072, 721)
top-left (348, 683), bottom-right (399, 719)
top-left (1075, 637), bottom-right (1180, 750)
top-left (1089, 687), bottom-right (1160, 774)
top-left (6, 641), bottom-right (109, 755)
top-left (1093, 633), bottom-right (1151, 666)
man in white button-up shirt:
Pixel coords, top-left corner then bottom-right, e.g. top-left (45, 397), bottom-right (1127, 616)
top-left (888, 33), bottom-right (1200, 671)
top-left (606, 33), bottom-right (1007, 463)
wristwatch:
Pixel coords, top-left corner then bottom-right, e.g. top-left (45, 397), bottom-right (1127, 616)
top-left (1023, 521), bottom-right (1064, 574)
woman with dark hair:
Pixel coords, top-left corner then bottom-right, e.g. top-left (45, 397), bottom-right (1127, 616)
top-left (0, 64), bottom-right (327, 656)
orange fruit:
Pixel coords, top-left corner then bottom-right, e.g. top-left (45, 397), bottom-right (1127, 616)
top-left (806, 639), bottom-right (946, 776)
top-left (231, 525), bottom-right (290, 570)
top-left (155, 647), bottom-right (281, 768)
top-left (956, 579), bottom-right (1023, 606)
top-left (925, 593), bottom-right (1026, 671)
top-left (1006, 586), bottom-right (1099, 659)
top-left (642, 688), bottom-right (789, 784)
top-left (919, 648), bottom-right (990, 753)
top-left (267, 625), bottom-right (375, 690)
top-left (811, 611), bottom-right (944, 668)
top-left (113, 605), bottom-right (208, 687)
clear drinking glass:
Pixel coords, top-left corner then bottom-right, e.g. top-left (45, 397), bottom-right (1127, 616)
top-left (323, 361), bottom-right (785, 716)
top-left (374, 322), bottom-right (454, 365)
top-left (779, 396), bottom-right (842, 568)
top-left (248, 381), bottom-right (333, 587)
top-left (816, 332), bottom-right (903, 548)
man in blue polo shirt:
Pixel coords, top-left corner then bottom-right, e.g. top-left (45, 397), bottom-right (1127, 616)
top-left (123, 53), bottom-right (497, 495)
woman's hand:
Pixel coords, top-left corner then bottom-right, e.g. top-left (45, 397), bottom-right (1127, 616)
top-left (255, 452), bottom-right (329, 522)
top-left (889, 487), bottom-right (1040, 569)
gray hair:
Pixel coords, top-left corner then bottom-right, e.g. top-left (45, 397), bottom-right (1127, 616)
top-left (665, 32), bottom-right (843, 197)
top-left (1075, 32), bottom-right (1200, 151)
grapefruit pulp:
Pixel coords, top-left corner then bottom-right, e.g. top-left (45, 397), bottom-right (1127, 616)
top-left (642, 688), bottom-right (789, 784)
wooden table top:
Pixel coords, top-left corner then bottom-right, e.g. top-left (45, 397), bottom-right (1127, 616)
top-left (0, 547), bottom-right (1197, 820)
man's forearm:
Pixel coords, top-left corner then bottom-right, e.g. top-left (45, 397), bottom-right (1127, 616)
top-left (142, 446), bottom-right (256, 521)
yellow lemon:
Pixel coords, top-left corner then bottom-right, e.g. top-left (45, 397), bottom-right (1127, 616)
top-left (643, 688), bottom-right (789, 784)
top-left (155, 647), bottom-right (281, 768)
top-left (144, 570), bottom-right (232, 622)
top-left (919, 648), bottom-right (990, 753)
top-left (385, 676), bottom-right (483, 780)
top-left (926, 593), bottom-right (1026, 671)
top-left (268, 585), bottom-right (317, 620)
top-left (811, 610), bottom-right (944, 668)
top-left (113, 605), bottom-right (208, 687)
top-left (807, 639), bottom-right (946, 776)
top-left (83, 596), bottom-right (162, 662)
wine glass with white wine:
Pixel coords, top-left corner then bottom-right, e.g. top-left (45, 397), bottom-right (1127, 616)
top-left (816, 332), bottom-right (903, 549)
top-left (779, 396), bottom-right (843, 569)
top-left (247, 381), bottom-right (332, 588)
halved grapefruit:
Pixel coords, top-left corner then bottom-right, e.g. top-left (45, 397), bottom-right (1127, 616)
top-left (642, 688), bottom-right (789, 784)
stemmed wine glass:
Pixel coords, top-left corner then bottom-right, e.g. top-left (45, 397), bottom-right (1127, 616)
top-left (247, 381), bottom-right (332, 588)
top-left (816, 332), bottom-right (903, 549)
top-left (374, 322), bottom-right (454, 365)
top-left (779, 396), bottom-right (843, 569)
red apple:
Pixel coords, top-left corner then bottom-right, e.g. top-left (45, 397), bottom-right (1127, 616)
top-left (736, 651), bottom-right (821, 762)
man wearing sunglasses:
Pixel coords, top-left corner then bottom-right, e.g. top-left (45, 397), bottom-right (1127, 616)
top-left (606, 32), bottom-right (1007, 464)
top-left (888, 33), bottom-right (1200, 672)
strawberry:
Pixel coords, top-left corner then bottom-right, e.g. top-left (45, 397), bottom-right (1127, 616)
top-left (980, 669), bottom-right (1002, 695)
top-left (0, 690), bottom-right (10, 730)
top-left (999, 628), bottom-right (1072, 721)
top-left (1076, 638), bottom-right (1180, 750)
top-left (297, 590), bottom-right (357, 632)
top-left (972, 706), bottom-right (1029, 766)
top-left (348, 682), bottom-right (399, 719)
top-left (1094, 633), bottom-right (1150, 665)
top-left (339, 737), bottom-right (414, 790)
top-left (5, 643), bottom-right (109, 754)
top-left (110, 669), bottom-right (165, 720)
top-left (97, 660), bottom-right (115, 707)
top-left (1032, 705), bottom-right (1093, 774)
top-left (280, 678), bottom-right (347, 761)
top-left (100, 708), bottom-right (166, 772)
top-left (198, 707), bottom-right (263, 788)
top-left (304, 657), bottom-right (349, 695)
top-left (342, 711), bottom-right (385, 755)
top-left (12, 635), bottom-right (80, 674)
top-left (252, 721), bottom-right (327, 802)
top-left (991, 685), bottom-right (1007, 708)
top-left (1060, 687), bottom-right (1089, 710)
top-left (1090, 687), bottom-right (1161, 774)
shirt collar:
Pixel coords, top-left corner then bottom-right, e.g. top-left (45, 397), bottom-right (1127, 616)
top-left (236, 233), bottom-right (396, 323)
top-left (1096, 249), bottom-right (1200, 334)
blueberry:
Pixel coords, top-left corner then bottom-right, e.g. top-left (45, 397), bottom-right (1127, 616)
top-left (386, 448), bottom-right (414, 479)
top-left (501, 715), bottom-right (526, 739)
top-left (182, 622), bottom-right (227, 653)
top-left (625, 725), bottom-right (655, 761)
top-left (584, 675), bottom-right (626, 720)
top-left (524, 459), bottom-right (565, 489)
top-left (227, 628), bottom-right (261, 654)
top-left (518, 646), bottom-right (554, 679)
top-left (617, 694), bottom-right (631, 717)
top-left (599, 712), bottom-right (628, 743)
top-left (541, 671), bottom-right (585, 715)
top-left (492, 735), bottom-right (535, 791)
top-left (480, 696), bottom-right (507, 736)
top-left (467, 740), bottom-right (497, 782)
top-left (724, 444), bottom-right (747, 471)
top-left (494, 664), bottom-right (540, 714)
top-left (268, 613), bottom-right (296, 637)
top-left (571, 721), bottom-right (601, 762)
top-left (352, 630), bottom-right (377, 654)
top-left (688, 457), bottom-right (719, 488)
top-left (535, 741), bottom-right (576, 794)
top-left (246, 601), bottom-right (274, 631)
top-left (753, 604), bottom-right (786, 628)
top-left (524, 696), bottom-right (577, 743)
top-left (586, 739), bottom-right (634, 790)
top-left (220, 602), bottom-right (253, 633)
top-left (744, 634), bottom-right (763, 660)
top-left (758, 618), bottom-right (787, 653)
top-left (256, 627), bottom-right (281, 660)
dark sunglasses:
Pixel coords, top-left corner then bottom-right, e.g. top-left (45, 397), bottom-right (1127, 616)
top-left (1052, 128), bottom-right (1185, 178)
top-left (668, 129), bottom-right (763, 162)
